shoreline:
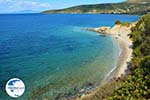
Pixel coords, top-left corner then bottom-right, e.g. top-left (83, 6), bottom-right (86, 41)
top-left (88, 23), bottom-right (135, 79)
top-left (73, 23), bottom-right (135, 100)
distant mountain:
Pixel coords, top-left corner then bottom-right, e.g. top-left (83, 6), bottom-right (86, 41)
top-left (41, 0), bottom-right (150, 15)
top-left (127, 0), bottom-right (150, 3)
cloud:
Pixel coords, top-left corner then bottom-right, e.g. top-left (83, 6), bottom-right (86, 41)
top-left (0, 0), bottom-right (51, 13)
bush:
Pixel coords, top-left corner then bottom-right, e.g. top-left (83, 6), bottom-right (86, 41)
top-left (115, 20), bottom-right (121, 24)
top-left (107, 13), bottom-right (150, 100)
top-left (120, 22), bottom-right (131, 27)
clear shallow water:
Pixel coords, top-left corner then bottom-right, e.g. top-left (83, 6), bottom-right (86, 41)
top-left (0, 14), bottom-right (139, 99)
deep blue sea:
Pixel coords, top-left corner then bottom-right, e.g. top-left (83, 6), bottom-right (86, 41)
top-left (0, 14), bottom-right (139, 99)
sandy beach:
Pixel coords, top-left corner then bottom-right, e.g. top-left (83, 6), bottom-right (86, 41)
top-left (110, 26), bottom-right (133, 78)
top-left (73, 23), bottom-right (135, 100)
top-left (88, 23), bottom-right (135, 78)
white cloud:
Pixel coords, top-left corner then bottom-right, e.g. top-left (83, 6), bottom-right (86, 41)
top-left (0, 0), bottom-right (51, 13)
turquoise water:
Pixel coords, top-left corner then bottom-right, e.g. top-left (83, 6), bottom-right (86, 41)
top-left (0, 14), bottom-right (139, 99)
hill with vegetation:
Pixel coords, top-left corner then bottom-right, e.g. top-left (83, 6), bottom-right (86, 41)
top-left (107, 13), bottom-right (150, 100)
top-left (80, 13), bottom-right (150, 100)
top-left (127, 0), bottom-right (150, 3)
top-left (42, 0), bottom-right (150, 14)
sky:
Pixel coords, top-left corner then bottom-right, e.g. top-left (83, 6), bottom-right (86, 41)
top-left (0, 0), bottom-right (125, 13)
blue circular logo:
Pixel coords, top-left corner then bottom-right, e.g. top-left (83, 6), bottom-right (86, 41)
top-left (5, 78), bottom-right (25, 98)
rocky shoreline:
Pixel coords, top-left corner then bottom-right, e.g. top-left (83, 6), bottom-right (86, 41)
top-left (74, 23), bottom-right (136, 100)
top-left (48, 23), bottom-right (136, 100)
top-left (88, 23), bottom-right (135, 78)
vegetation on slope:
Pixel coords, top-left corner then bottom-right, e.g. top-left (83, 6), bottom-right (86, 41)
top-left (80, 13), bottom-right (150, 100)
top-left (42, 1), bottom-right (150, 14)
top-left (127, 0), bottom-right (150, 3)
top-left (107, 13), bottom-right (150, 100)
top-left (115, 20), bottom-right (131, 27)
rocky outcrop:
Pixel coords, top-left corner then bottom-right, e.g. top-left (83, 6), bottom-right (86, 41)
top-left (88, 23), bottom-right (136, 36)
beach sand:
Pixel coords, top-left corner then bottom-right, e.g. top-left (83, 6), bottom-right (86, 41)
top-left (88, 23), bottom-right (135, 78)
top-left (73, 23), bottom-right (135, 100)
top-left (110, 26), bottom-right (133, 78)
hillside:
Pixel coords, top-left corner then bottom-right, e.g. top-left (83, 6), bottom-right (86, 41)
top-left (107, 13), bottom-right (150, 100)
top-left (41, 0), bottom-right (150, 14)
top-left (127, 0), bottom-right (150, 3)
top-left (78, 13), bottom-right (150, 100)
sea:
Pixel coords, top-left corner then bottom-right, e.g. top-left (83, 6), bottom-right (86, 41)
top-left (0, 14), bottom-right (139, 100)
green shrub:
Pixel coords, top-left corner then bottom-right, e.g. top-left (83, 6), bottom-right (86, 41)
top-left (115, 20), bottom-right (121, 24)
top-left (107, 13), bottom-right (150, 100)
top-left (120, 22), bottom-right (131, 27)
